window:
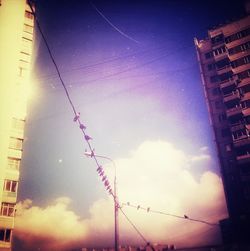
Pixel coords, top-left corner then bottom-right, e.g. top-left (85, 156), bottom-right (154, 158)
top-left (23, 23), bottom-right (33, 34)
top-left (8, 137), bottom-right (23, 150)
top-left (231, 55), bottom-right (250, 68)
top-left (0, 229), bottom-right (11, 242)
top-left (205, 51), bottom-right (213, 59)
top-left (12, 118), bottom-right (25, 130)
top-left (238, 69), bottom-right (250, 80)
top-left (219, 71), bottom-right (233, 82)
top-left (7, 157), bottom-right (20, 170)
top-left (216, 58), bottom-right (230, 69)
top-left (3, 180), bottom-right (18, 193)
top-left (213, 46), bottom-right (226, 56)
top-left (25, 10), bottom-right (33, 19)
top-left (211, 34), bottom-right (224, 45)
top-left (225, 28), bottom-right (250, 44)
top-left (232, 129), bottom-right (247, 140)
top-left (228, 41), bottom-right (250, 55)
top-left (0, 203), bottom-right (15, 217)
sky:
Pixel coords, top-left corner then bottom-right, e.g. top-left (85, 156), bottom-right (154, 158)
top-left (14, 0), bottom-right (249, 250)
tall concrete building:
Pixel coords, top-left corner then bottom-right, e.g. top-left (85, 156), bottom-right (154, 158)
top-left (0, 0), bottom-right (34, 250)
top-left (195, 15), bottom-right (250, 245)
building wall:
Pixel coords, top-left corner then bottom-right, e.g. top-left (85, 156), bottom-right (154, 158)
top-left (0, 0), bottom-right (34, 249)
top-left (195, 15), bottom-right (250, 244)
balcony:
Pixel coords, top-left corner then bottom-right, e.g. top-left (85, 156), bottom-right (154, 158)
top-left (220, 79), bottom-right (236, 89)
top-left (1, 192), bottom-right (17, 204)
top-left (230, 123), bottom-right (245, 132)
top-left (228, 49), bottom-right (250, 62)
top-left (237, 153), bottom-right (250, 162)
top-left (223, 90), bottom-right (241, 103)
top-left (232, 63), bottom-right (250, 74)
top-left (238, 78), bottom-right (250, 88)
top-left (242, 107), bottom-right (250, 117)
top-left (0, 216), bottom-right (14, 229)
top-left (216, 65), bottom-right (232, 75)
top-left (234, 137), bottom-right (250, 147)
top-left (226, 106), bottom-right (242, 117)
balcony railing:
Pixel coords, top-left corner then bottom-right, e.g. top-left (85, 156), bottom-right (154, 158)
top-left (223, 90), bottom-right (241, 103)
top-left (242, 107), bottom-right (250, 117)
top-left (237, 153), bottom-right (250, 160)
top-left (226, 106), bottom-right (242, 117)
top-left (234, 137), bottom-right (250, 147)
top-left (230, 123), bottom-right (245, 132)
top-left (220, 79), bottom-right (236, 89)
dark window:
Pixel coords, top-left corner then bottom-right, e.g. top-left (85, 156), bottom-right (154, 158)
top-left (241, 100), bottom-right (250, 109)
top-left (231, 55), bottom-right (250, 69)
top-left (0, 229), bottom-right (11, 242)
top-left (219, 71), bottom-right (233, 82)
top-left (225, 28), bottom-right (250, 44)
top-left (0, 203), bottom-right (15, 217)
top-left (245, 116), bottom-right (250, 124)
top-left (228, 41), bottom-right (250, 55)
top-left (232, 129), bottom-right (247, 140)
top-left (3, 180), bottom-right (18, 193)
top-left (211, 34), bottom-right (224, 45)
top-left (238, 69), bottom-right (250, 80)
top-left (216, 58), bottom-right (230, 69)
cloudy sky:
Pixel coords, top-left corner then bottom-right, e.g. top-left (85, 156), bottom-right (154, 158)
top-left (14, 0), bottom-right (248, 250)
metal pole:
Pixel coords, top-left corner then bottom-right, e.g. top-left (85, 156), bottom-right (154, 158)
top-left (114, 166), bottom-right (119, 251)
top-left (84, 152), bottom-right (119, 251)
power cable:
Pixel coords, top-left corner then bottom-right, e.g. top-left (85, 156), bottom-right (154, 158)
top-left (119, 207), bottom-right (155, 251)
top-left (27, 1), bottom-right (115, 197)
top-left (28, 1), bottom-right (153, 247)
top-left (35, 44), bottom-right (170, 81)
top-left (121, 202), bottom-right (219, 227)
top-left (35, 63), bottom-right (197, 92)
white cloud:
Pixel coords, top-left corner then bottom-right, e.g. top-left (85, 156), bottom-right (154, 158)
top-left (15, 140), bottom-right (228, 250)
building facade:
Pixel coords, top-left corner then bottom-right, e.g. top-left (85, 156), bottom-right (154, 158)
top-left (0, 0), bottom-right (34, 250)
top-left (194, 16), bottom-right (250, 245)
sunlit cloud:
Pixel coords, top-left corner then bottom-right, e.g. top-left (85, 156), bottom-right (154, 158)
top-left (15, 140), bottom-right (228, 250)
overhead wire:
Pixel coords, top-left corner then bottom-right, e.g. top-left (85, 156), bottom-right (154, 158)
top-left (28, 1), bottom-right (152, 246)
top-left (35, 44), bottom-right (171, 81)
top-left (121, 202), bottom-right (220, 227)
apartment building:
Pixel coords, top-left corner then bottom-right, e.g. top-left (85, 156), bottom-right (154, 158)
top-left (194, 15), bottom-right (250, 244)
top-left (0, 0), bottom-right (35, 250)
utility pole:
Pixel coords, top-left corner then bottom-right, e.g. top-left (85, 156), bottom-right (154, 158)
top-left (84, 152), bottom-right (119, 251)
